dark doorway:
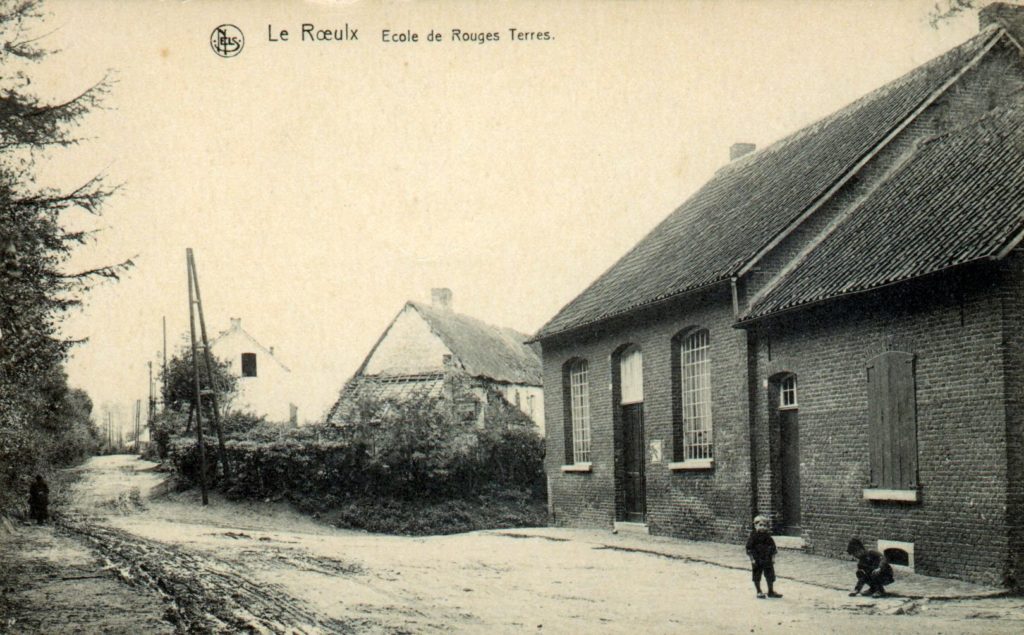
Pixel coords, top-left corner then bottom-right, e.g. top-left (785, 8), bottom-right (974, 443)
top-left (779, 407), bottom-right (801, 535)
top-left (622, 402), bottom-right (646, 522)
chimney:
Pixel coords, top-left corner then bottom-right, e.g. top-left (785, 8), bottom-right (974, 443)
top-left (980, 2), bottom-right (1024, 42)
top-left (730, 142), bottom-right (756, 161)
top-left (230, 317), bottom-right (241, 330)
top-left (431, 287), bottom-right (453, 311)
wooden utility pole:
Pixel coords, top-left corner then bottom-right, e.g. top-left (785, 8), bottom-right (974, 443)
top-left (162, 316), bottom-right (168, 411)
top-left (148, 360), bottom-right (155, 428)
top-left (187, 249), bottom-right (231, 481)
top-left (188, 252), bottom-right (210, 506)
top-left (134, 399), bottom-right (141, 451)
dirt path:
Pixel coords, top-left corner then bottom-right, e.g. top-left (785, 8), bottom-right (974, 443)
top-left (6, 455), bottom-right (1024, 634)
top-left (0, 522), bottom-right (172, 634)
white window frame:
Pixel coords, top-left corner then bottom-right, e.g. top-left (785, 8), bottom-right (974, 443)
top-left (779, 374), bottom-right (798, 410)
top-left (681, 329), bottom-right (713, 462)
top-left (569, 359), bottom-right (591, 465)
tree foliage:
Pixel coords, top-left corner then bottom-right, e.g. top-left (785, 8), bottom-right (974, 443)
top-left (927, 1), bottom-right (1023, 27)
top-left (0, 0), bottom-right (122, 513)
top-left (160, 346), bottom-right (238, 417)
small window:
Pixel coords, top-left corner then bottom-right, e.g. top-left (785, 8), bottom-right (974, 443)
top-left (780, 375), bottom-right (797, 409)
top-left (884, 548), bottom-right (910, 567)
top-left (458, 400), bottom-right (479, 423)
top-left (241, 353), bottom-right (257, 377)
top-left (878, 539), bottom-right (915, 571)
top-left (527, 394), bottom-right (535, 417)
top-left (566, 359), bottom-right (591, 464)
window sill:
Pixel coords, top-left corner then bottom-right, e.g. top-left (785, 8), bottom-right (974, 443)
top-left (561, 463), bottom-right (592, 473)
top-left (669, 459), bottom-right (714, 471)
top-left (863, 488), bottom-right (918, 502)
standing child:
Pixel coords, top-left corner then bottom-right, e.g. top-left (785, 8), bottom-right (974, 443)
top-left (746, 514), bottom-right (782, 599)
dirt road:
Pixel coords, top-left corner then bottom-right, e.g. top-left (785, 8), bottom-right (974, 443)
top-left (4, 455), bottom-right (1024, 633)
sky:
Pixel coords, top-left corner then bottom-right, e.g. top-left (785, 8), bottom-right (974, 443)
top-left (26, 0), bottom-right (981, 429)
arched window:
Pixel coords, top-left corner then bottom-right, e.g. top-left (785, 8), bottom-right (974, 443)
top-left (567, 359), bottom-right (591, 464)
top-left (681, 329), bottom-right (712, 461)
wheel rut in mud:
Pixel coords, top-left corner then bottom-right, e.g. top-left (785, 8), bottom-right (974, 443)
top-left (59, 516), bottom-right (384, 634)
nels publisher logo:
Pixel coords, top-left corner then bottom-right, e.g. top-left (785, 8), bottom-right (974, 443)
top-left (210, 24), bottom-right (244, 58)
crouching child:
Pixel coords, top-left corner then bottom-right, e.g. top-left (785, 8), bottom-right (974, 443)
top-left (846, 538), bottom-right (894, 597)
top-left (746, 515), bottom-right (782, 599)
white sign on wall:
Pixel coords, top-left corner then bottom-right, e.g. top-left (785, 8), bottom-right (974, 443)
top-left (649, 440), bottom-right (663, 464)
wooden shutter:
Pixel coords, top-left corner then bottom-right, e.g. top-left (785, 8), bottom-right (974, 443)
top-left (866, 358), bottom-right (885, 488)
top-left (866, 351), bottom-right (917, 489)
top-left (890, 352), bottom-right (918, 489)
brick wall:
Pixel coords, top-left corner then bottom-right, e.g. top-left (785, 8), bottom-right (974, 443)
top-left (748, 266), bottom-right (1012, 585)
top-left (999, 249), bottom-right (1024, 587)
top-left (543, 287), bottom-right (753, 542)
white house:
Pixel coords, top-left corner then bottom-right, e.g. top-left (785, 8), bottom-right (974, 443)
top-left (211, 318), bottom-right (297, 424)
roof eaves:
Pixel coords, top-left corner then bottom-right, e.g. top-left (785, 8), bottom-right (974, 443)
top-left (211, 325), bottom-right (292, 372)
top-left (236, 327), bottom-right (291, 372)
top-left (530, 277), bottom-right (731, 343)
top-left (735, 256), bottom-right (1000, 327)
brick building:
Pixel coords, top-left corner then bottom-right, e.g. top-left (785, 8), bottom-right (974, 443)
top-left (327, 288), bottom-right (544, 429)
top-left (534, 5), bottom-right (1024, 586)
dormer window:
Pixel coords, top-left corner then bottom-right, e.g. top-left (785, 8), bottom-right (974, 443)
top-left (241, 352), bottom-right (257, 377)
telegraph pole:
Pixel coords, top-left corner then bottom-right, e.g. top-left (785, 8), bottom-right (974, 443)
top-left (134, 399), bottom-right (141, 452)
top-left (148, 360), bottom-right (156, 430)
top-left (162, 316), bottom-right (168, 411)
top-left (187, 251), bottom-right (210, 505)
top-left (187, 249), bottom-right (231, 481)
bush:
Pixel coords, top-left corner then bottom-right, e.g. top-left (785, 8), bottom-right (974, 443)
top-left (165, 394), bottom-right (547, 533)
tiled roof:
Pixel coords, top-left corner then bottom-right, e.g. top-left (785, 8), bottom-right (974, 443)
top-left (744, 100), bottom-right (1024, 320)
top-left (326, 374), bottom-right (445, 424)
top-left (344, 373), bottom-right (446, 402)
top-left (411, 302), bottom-right (542, 386)
top-left (535, 28), bottom-right (1001, 340)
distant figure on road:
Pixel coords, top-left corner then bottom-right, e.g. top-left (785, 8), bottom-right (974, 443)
top-left (28, 474), bottom-right (49, 524)
top-left (846, 538), bottom-right (894, 597)
top-left (746, 514), bottom-right (782, 599)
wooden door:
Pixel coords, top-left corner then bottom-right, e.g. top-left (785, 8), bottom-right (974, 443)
top-left (779, 408), bottom-right (801, 535)
top-left (622, 403), bottom-right (646, 522)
